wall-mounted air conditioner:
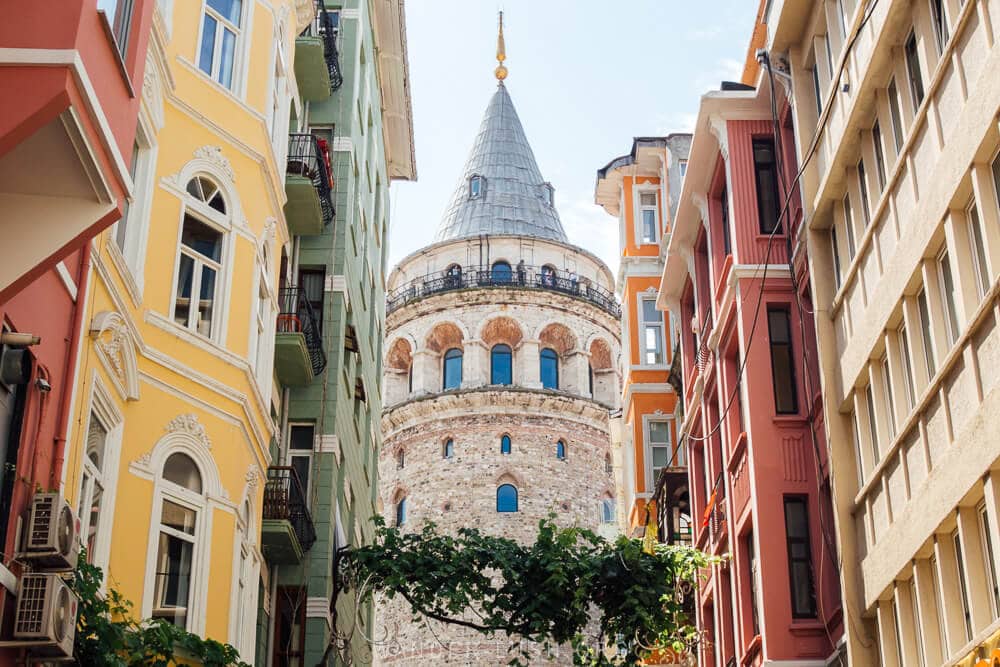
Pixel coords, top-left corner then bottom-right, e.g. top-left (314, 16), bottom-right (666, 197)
top-left (17, 493), bottom-right (80, 571)
top-left (2, 573), bottom-right (78, 660)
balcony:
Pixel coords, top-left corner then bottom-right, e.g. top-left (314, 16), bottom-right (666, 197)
top-left (294, 0), bottom-right (343, 101)
top-left (274, 287), bottom-right (327, 386)
top-left (285, 133), bottom-right (335, 236)
top-left (386, 264), bottom-right (622, 318)
top-left (261, 467), bottom-right (316, 564)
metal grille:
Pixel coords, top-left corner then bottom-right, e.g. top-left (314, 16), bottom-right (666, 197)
top-left (277, 287), bottom-right (327, 376)
top-left (14, 574), bottom-right (49, 637)
top-left (28, 495), bottom-right (55, 550)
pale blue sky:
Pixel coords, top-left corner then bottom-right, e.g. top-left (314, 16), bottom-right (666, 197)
top-left (388, 0), bottom-right (759, 275)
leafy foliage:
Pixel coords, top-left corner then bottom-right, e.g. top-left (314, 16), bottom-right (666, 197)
top-left (72, 558), bottom-right (249, 667)
top-left (341, 517), bottom-right (714, 666)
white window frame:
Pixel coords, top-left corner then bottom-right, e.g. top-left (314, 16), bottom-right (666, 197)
top-left (637, 293), bottom-right (666, 368)
top-left (936, 247), bottom-right (960, 346)
top-left (110, 115), bottom-right (157, 296)
top-left (195, 0), bottom-right (250, 92)
top-left (887, 78), bottom-right (905, 155)
top-left (635, 186), bottom-right (660, 245)
top-left (266, 22), bottom-right (292, 167)
top-left (76, 376), bottom-right (124, 576)
top-left (967, 199), bottom-right (991, 301)
top-left (643, 414), bottom-right (676, 491)
top-left (249, 242), bottom-right (275, 395)
top-left (979, 501), bottom-right (1000, 620)
top-left (228, 496), bottom-right (260, 661)
top-left (897, 324), bottom-right (916, 412)
top-left (880, 354), bottom-right (896, 440)
top-left (286, 422), bottom-right (315, 502)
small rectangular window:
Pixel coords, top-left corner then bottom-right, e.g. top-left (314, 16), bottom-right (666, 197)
top-left (679, 160), bottom-right (688, 180)
top-left (811, 64), bottom-right (823, 117)
top-left (891, 596), bottom-right (905, 667)
top-left (881, 356), bottom-right (896, 439)
top-left (831, 225), bottom-right (843, 289)
top-left (954, 529), bottom-right (973, 641)
top-left (767, 308), bottom-right (798, 414)
top-left (824, 35), bottom-right (835, 80)
top-left (198, 0), bottom-right (243, 89)
top-left (720, 186), bottom-right (731, 255)
top-left (910, 578), bottom-right (926, 667)
top-left (905, 32), bottom-right (925, 109)
top-left (844, 194), bottom-right (857, 260)
top-left (937, 249), bottom-right (960, 346)
top-left (968, 201), bottom-right (991, 300)
top-left (930, 0), bottom-right (950, 53)
top-left (783, 497), bottom-right (817, 618)
top-left (747, 532), bottom-right (761, 636)
top-left (980, 503), bottom-right (1000, 619)
top-left (851, 409), bottom-right (866, 483)
top-left (917, 289), bottom-right (937, 378)
top-left (753, 138), bottom-right (782, 234)
top-left (639, 192), bottom-right (658, 244)
top-left (898, 325), bottom-right (917, 411)
top-left (888, 79), bottom-right (905, 153)
top-left (865, 383), bottom-right (880, 460)
top-left (836, 0), bottom-right (848, 40)
top-left (641, 297), bottom-right (664, 365)
top-left (648, 420), bottom-right (674, 482)
top-left (173, 215), bottom-right (223, 338)
top-left (97, 0), bottom-right (135, 58)
top-left (858, 159), bottom-right (871, 227)
top-left (872, 122), bottom-right (887, 192)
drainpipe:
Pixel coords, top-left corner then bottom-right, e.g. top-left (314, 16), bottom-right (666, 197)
top-left (50, 241), bottom-right (92, 490)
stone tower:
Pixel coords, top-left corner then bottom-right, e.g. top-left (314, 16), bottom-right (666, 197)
top-left (377, 40), bottom-right (621, 664)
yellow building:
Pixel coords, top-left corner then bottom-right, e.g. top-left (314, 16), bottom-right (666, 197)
top-left (61, 0), bottom-right (310, 658)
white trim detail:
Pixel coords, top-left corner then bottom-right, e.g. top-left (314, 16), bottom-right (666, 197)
top-left (89, 311), bottom-right (141, 401)
top-left (316, 434), bottom-right (340, 455)
top-left (55, 262), bottom-right (78, 301)
top-left (306, 597), bottom-right (332, 629)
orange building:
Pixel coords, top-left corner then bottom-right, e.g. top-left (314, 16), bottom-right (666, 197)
top-left (596, 136), bottom-right (691, 541)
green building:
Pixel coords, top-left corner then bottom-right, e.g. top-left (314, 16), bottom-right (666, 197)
top-left (259, 0), bottom-right (415, 664)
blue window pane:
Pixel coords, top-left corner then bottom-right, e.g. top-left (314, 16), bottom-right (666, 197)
top-left (443, 439), bottom-right (454, 458)
top-left (443, 348), bottom-right (463, 390)
top-left (540, 348), bottom-right (559, 389)
top-left (556, 441), bottom-right (566, 460)
top-left (497, 484), bottom-right (518, 512)
top-left (491, 344), bottom-right (512, 385)
top-left (219, 27), bottom-right (236, 88)
top-left (500, 435), bottom-right (511, 454)
top-left (491, 261), bottom-right (512, 283)
top-left (198, 14), bottom-right (217, 76)
top-left (208, 0), bottom-right (242, 24)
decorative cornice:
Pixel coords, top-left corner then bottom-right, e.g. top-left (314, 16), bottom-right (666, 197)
top-left (165, 413), bottom-right (212, 450)
top-left (193, 145), bottom-right (235, 182)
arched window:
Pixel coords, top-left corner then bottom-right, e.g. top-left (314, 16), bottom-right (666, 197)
top-left (173, 176), bottom-right (228, 339)
top-left (232, 497), bottom-right (255, 655)
top-left (497, 484), bottom-right (518, 512)
top-left (540, 348), bottom-right (559, 389)
top-left (443, 348), bottom-right (463, 390)
top-left (491, 261), bottom-right (512, 284)
top-left (500, 435), bottom-right (512, 455)
top-left (443, 439), bottom-right (455, 459)
top-left (491, 344), bottom-right (512, 385)
top-left (395, 497), bottom-right (408, 526)
top-left (588, 363), bottom-right (594, 396)
top-left (396, 450), bottom-right (405, 469)
top-left (556, 440), bottom-right (567, 460)
top-left (601, 497), bottom-right (616, 524)
top-left (152, 452), bottom-right (204, 629)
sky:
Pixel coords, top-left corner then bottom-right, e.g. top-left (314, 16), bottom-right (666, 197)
top-left (387, 0), bottom-right (760, 275)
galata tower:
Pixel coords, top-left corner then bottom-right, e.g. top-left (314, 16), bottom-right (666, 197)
top-left (377, 16), bottom-right (622, 665)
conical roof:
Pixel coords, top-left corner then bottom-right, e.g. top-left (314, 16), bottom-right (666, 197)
top-left (434, 83), bottom-right (568, 243)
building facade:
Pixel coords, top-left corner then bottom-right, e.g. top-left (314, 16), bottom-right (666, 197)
top-left (596, 135), bottom-right (691, 545)
top-left (0, 2), bottom-right (155, 664)
top-left (764, 0), bottom-right (1000, 663)
top-left (377, 60), bottom-right (621, 663)
top-left (659, 77), bottom-right (844, 665)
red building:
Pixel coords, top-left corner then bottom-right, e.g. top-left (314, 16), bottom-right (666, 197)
top-left (658, 76), bottom-right (845, 666)
top-left (0, 0), bottom-right (153, 658)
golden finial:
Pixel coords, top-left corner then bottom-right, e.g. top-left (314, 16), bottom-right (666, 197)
top-left (495, 11), bottom-right (508, 81)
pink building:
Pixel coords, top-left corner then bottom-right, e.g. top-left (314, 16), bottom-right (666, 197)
top-left (658, 77), bottom-right (845, 666)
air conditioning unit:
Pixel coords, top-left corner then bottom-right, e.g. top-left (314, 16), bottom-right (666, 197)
top-left (17, 493), bottom-right (80, 571)
top-left (10, 573), bottom-right (77, 660)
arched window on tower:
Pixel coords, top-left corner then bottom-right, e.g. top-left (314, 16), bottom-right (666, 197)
top-left (443, 439), bottom-right (455, 459)
top-left (540, 348), bottom-right (559, 389)
top-left (540, 264), bottom-right (556, 287)
top-left (601, 496), bottom-right (616, 524)
top-left (443, 348), bottom-right (463, 390)
top-left (491, 344), bottom-right (512, 385)
top-left (496, 484), bottom-right (518, 512)
top-left (500, 434), bottom-right (512, 455)
top-left (491, 261), bottom-right (512, 284)
top-left (395, 496), bottom-right (408, 526)
top-left (396, 449), bottom-right (405, 469)
top-left (556, 440), bottom-right (567, 460)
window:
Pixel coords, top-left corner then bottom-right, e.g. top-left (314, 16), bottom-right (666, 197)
top-left (470, 175), bottom-right (484, 198)
top-left (720, 186), bottom-right (732, 256)
top-left (844, 194), bottom-right (857, 260)
top-left (272, 586), bottom-right (305, 665)
top-left (857, 160), bottom-right (871, 227)
top-left (954, 529), bottom-right (973, 641)
top-left (173, 179), bottom-right (226, 338)
top-left (115, 140), bottom-right (141, 254)
top-left (395, 496), bottom-right (407, 526)
top-left (747, 532), bottom-right (760, 636)
top-left (298, 268), bottom-right (325, 335)
top-left (152, 453), bottom-right (203, 629)
top-left (891, 597), bottom-right (905, 667)
top-left (679, 160), bottom-right (688, 180)
top-left (767, 308), bottom-right (798, 414)
top-left (930, 0), bottom-right (949, 53)
top-left (491, 344), bottom-right (512, 385)
top-left (444, 263), bottom-right (462, 288)
top-left (491, 261), bottom-right (512, 284)
top-left (835, 0), bottom-right (848, 40)
top-left (500, 434), bottom-right (511, 455)
top-left (497, 484), bottom-right (518, 512)
top-left (639, 192), bottom-right (659, 244)
top-left (905, 32), bottom-right (925, 109)
top-left (542, 183), bottom-right (555, 207)
top-left (880, 356), bottom-right (896, 439)
top-left (783, 497), bottom-right (817, 618)
top-left (601, 497), bottom-right (615, 524)
top-left (980, 503), bottom-right (1000, 619)
top-left (198, 0), bottom-right (243, 89)
top-left (604, 453), bottom-right (612, 474)
top-left (824, 35), bottom-right (835, 80)
top-left (556, 440), bottom-right (567, 460)
top-left (443, 348), bottom-right (463, 390)
top-left (968, 201), bottom-right (991, 300)
top-left (648, 420), bottom-right (674, 483)
top-left (872, 122), bottom-right (887, 192)
top-left (232, 499), bottom-right (254, 656)
top-left (811, 64), bottom-right (823, 116)
top-left (937, 249), bottom-right (960, 346)
top-left (898, 325), bottom-right (917, 411)
top-left (888, 79), bottom-right (905, 153)
top-left (250, 250), bottom-right (274, 387)
top-left (910, 578), bottom-right (926, 667)
top-left (640, 297), bottom-right (664, 365)
top-left (851, 410), bottom-right (866, 483)
top-left (865, 383), bottom-right (880, 459)
top-left (753, 138), bottom-right (782, 234)
top-left (78, 410), bottom-right (110, 562)
top-left (97, 0), bottom-right (134, 57)
top-left (540, 264), bottom-right (556, 287)
top-left (917, 289), bottom-right (937, 378)
top-left (540, 348), bottom-right (559, 389)
top-left (396, 449), bottom-right (404, 469)
top-left (443, 439), bottom-right (454, 459)
top-left (831, 226), bottom-right (843, 289)
top-left (288, 424), bottom-right (313, 500)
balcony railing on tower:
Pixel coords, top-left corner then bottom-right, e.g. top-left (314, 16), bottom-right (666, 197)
top-left (261, 466), bottom-right (316, 564)
top-left (285, 133), bottom-right (335, 236)
top-left (386, 264), bottom-right (622, 318)
top-left (274, 286), bottom-right (327, 386)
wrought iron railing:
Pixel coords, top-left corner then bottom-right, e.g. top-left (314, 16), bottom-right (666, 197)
top-left (386, 264), bottom-right (622, 318)
top-left (314, 0), bottom-right (343, 91)
top-left (263, 466), bottom-right (317, 552)
top-left (277, 287), bottom-right (327, 376)
top-left (694, 309), bottom-right (713, 377)
top-left (287, 133), bottom-right (335, 226)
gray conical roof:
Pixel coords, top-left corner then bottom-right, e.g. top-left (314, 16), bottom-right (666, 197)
top-left (434, 83), bottom-right (568, 243)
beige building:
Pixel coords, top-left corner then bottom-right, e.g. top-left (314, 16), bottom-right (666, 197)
top-left (763, 0), bottom-right (1000, 664)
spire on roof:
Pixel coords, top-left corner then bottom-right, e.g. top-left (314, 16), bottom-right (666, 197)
top-left (495, 11), bottom-right (508, 81)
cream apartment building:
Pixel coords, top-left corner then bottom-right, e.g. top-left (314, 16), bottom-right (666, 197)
top-left (761, 0), bottom-right (1000, 664)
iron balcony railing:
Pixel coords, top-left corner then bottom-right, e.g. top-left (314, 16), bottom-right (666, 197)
top-left (277, 286), bottom-right (327, 376)
top-left (287, 133), bottom-right (335, 226)
top-left (302, 0), bottom-right (343, 92)
top-left (386, 264), bottom-right (622, 318)
top-left (263, 467), bottom-right (317, 552)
